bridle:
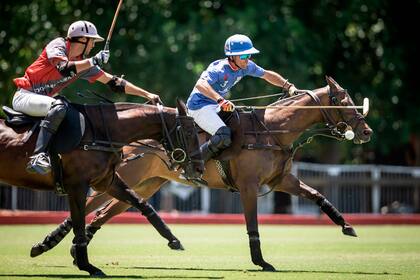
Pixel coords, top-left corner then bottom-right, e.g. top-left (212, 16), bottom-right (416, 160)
top-left (306, 87), bottom-right (366, 140)
top-left (156, 104), bottom-right (202, 171)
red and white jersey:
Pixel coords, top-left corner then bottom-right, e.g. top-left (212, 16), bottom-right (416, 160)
top-left (13, 37), bottom-right (104, 96)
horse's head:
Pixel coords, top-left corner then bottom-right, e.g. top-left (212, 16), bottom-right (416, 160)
top-left (170, 99), bottom-right (204, 178)
top-left (325, 76), bottom-right (373, 144)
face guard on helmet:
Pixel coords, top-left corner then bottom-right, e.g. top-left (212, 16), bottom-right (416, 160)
top-left (224, 34), bottom-right (260, 56)
top-left (67, 20), bottom-right (104, 42)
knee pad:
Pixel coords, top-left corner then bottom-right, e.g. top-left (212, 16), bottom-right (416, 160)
top-left (41, 99), bottom-right (69, 132)
top-left (49, 99), bottom-right (69, 118)
top-left (209, 126), bottom-right (232, 150)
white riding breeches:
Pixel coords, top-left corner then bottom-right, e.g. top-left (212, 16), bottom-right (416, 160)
top-left (12, 88), bottom-right (55, 117)
top-left (188, 104), bottom-right (226, 135)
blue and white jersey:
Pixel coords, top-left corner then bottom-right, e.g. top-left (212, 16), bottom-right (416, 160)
top-left (187, 58), bottom-right (265, 110)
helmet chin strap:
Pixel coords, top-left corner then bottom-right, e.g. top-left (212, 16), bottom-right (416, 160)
top-left (68, 37), bottom-right (89, 58)
top-left (227, 57), bottom-right (240, 70)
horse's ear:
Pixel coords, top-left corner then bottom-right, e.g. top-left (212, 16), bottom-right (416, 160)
top-left (176, 98), bottom-right (187, 116)
top-left (325, 75), bottom-right (343, 91)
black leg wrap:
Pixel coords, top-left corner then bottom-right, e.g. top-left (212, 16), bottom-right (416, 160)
top-left (72, 243), bottom-right (105, 276)
top-left (73, 243), bottom-right (89, 270)
top-left (139, 202), bottom-right (176, 241)
top-left (247, 231), bottom-right (275, 271)
top-left (85, 224), bottom-right (100, 244)
top-left (247, 231), bottom-right (263, 264)
top-left (30, 218), bottom-right (73, 257)
top-left (317, 197), bottom-right (345, 226)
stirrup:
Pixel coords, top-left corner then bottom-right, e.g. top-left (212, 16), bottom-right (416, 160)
top-left (26, 153), bottom-right (51, 175)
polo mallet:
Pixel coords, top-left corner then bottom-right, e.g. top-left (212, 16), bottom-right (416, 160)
top-left (237, 97), bottom-right (370, 116)
top-left (104, 0), bottom-right (124, 51)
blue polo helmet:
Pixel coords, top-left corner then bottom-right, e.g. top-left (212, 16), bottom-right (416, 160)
top-left (224, 34), bottom-right (260, 56)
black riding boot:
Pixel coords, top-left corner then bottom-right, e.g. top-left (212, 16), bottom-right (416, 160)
top-left (26, 99), bottom-right (68, 175)
top-left (199, 141), bottom-right (218, 162)
top-left (201, 126), bottom-right (232, 163)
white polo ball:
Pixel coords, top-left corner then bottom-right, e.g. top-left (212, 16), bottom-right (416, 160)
top-left (345, 130), bottom-right (355, 140)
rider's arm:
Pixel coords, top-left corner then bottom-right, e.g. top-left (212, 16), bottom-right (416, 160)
top-left (96, 72), bottom-right (161, 103)
top-left (55, 58), bottom-right (104, 77)
top-left (262, 70), bottom-right (294, 89)
top-left (195, 79), bottom-right (223, 102)
top-left (55, 50), bottom-right (109, 77)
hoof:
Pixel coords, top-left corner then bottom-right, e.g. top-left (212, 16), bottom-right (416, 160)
top-left (81, 264), bottom-right (106, 277)
top-left (342, 224), bottom-right (358, 237)
top-left (90, 268), bottom-right (106, 277)
top-left (30, 243), bottom-right (45, 258)
top-left (168, 239), bottom-right (185, 251)
top-left (262, 263), bottom-right (276, 272)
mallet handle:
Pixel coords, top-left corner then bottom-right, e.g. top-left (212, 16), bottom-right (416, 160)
top-left (104, 0), bottom-right (123, 51)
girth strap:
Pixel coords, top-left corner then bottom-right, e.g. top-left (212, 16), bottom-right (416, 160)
top-left (215, 160), bottom-right (238, 192)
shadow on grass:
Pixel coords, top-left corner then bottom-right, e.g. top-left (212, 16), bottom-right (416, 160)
top-left (0, 274), bottom-right (224, 279)
top-left (123, 266), bottom-right (401, 276)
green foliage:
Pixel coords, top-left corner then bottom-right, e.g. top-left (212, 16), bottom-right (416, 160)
top-left (0, 0), bottom-right (417, 163)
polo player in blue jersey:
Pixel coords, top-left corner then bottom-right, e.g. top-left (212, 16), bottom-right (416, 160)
top-left (187, 34), bottom-right (301, 162)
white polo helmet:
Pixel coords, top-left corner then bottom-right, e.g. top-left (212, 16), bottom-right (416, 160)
top-left (67, 20), bottom-right (104, 42)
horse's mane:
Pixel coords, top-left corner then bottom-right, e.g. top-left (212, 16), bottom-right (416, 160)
top-left (268, 86), bottom-right (327, 107)
top-left (269, 94), bottom-right (305, 107)
top-left (114, 102), bottom-right (158, 112)
top-left (81, 102), bottom-right (176, 115)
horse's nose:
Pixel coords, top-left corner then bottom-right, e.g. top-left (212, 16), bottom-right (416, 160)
top-left (363, 128), bottom-right (373, 137)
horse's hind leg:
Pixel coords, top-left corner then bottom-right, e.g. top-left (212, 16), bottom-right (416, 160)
top-left (67, 184), bottom-right (105, 276)
top-left (274, 173), bottom-right (357, 237)
top-left (30, 190), bottom-right (112, 258)
top-left (105, 174), bottom-right (183, 248)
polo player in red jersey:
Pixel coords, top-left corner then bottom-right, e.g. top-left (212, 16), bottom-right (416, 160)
top-left (12, 20), bottom-right (162, 175)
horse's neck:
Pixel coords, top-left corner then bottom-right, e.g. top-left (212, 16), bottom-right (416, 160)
top-left (101, 104), bottom-right (176, 143)
top-left (264, 86), bottom-right (330, 145)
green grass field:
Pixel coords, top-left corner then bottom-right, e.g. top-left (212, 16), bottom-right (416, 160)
top-left (0, 225), bottom-right (419, 279)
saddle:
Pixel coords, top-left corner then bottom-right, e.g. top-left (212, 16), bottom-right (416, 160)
top-left (2, 97), bottom-right (86, 195)
top-left (2, 97), bottom-right (85, 153)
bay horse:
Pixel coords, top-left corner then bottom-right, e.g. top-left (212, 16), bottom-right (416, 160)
top-left (0, 99), bottom-right (204, 276)
top-left (33, 76), bottom-right (373, 271)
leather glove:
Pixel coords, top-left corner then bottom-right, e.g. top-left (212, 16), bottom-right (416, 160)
top-left (217, 98), bottom-right (235, 112)
top-left (90, 50), bottom-right (110, 67)
top-left (148, 93), bottom-right (163, 105)
top-left (288, 85), bottom-right (297, 96)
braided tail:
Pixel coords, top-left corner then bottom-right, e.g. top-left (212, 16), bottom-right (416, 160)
top-left (30, 218), bottom-right (73, 257)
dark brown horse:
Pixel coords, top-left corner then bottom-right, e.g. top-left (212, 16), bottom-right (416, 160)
top-left (0, 99), bottom-right (203, 276)
top-left (33, 77), bottom-right (373, 271)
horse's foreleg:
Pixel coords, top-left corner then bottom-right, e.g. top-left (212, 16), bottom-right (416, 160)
top-left (106, 174), bottom-right (183, 249)
top-left (30, 190), bottom-right (112, 258)
top-left (67, 185), bottom-right (105, 276)
top-left (275, 173), bottom-right (357, 237)
top-left (238, 179), bottom-right (275, 272)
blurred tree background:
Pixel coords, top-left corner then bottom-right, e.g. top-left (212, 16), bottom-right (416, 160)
top-left (0, 0), bottom-right (418, 165)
